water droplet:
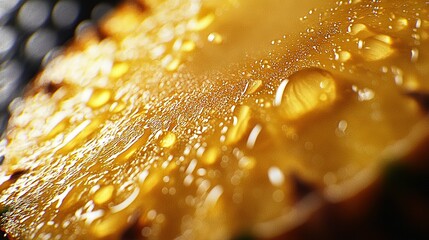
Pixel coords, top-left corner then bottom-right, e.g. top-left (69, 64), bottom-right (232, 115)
top-left (109, 63), bottom-right (129, 78)
top-left (87, 88), bottom-right (112, 108)
top-left (245, 79), bottom-right (263, 94)
top-left (393, 18), bottom-right (408, 31)
top-left (109, 101), bottom-right (126, 113)
top-left (44, 115), bottom-right (69, 140)
top-left (348, 23), bottom-right (370, 36)
top-left (159, 132), bottom-right (177, 148)
top-left (277, 68), bottom-right (337, 120)
top-left (165, 58), bottom-right (181, 72)
top-left (246, 124), bottom-right (262, 149)
top-left (181, 40), bottom-right (196, 52)
top-left (93, 185), bottom-right (114, 205)
top-left (336, 120), bottom-right (348, 137)
top-left (189, 13), bottom-right (215, 31)
top-left (411, 48), bottom-right (419, 62)
top-left (358, 88), bottom-right (375, 101)
top-left (113, 129), bottom-right (151, 163)
top-left (203, 185), bottom-right (223, 207)
top-left (360, 35), bottom-right (394, 61)
top-left (201, 147), bottom-right (220, 165)
top-left (57, 118), bottom-right (103, 154)
top-left (335, 51), bottom-right (351, 62)
top-left (90, 213), bottom-right (124, 238)
top-left (207, 32), bottom-right (223, 44)
top-left (225, 105), bottom-right (251, 145)
top-left (268, 167), bottom-right (285, 187)
top-left (238, 156), bottom-right (255, 170)
top-left (415, 19), bottom-right (422, 29)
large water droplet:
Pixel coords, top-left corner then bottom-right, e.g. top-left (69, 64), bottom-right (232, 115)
top-left (224, 105), bottom-right (251, 145)
top-left (277, 68), bottom-right (337, 120)
top-left (359, 35), bottom-right (394, 61)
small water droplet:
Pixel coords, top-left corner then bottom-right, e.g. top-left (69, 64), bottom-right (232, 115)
top-left (87, 88), bottom-right (112, 108)
top-left (358, 88), bottom-right (375, 101)
top-left (159, 132), bottom-right (177, 148)
top-left (109, 101), bottom-right (126, 113)
top-left (246, 124), bottom-right (262, 149)
top-left (238, 156), bottom-right (256, 170)
top-left (109, 63), bottom-right (129, 78)
top-left (94, 185), bottom-right (114, 205)
top-left (411, 48), bottom-right (419, 62)
top-left (245, 79), bottom-right (263, 94)
top-left (113, 129), bottom-right (151, 163)
top-left (165, 58), bottom-right (181, 72)
top-left (335, 50), bottom-right (351, 62)
top-left (181, 40), bottom-right (196, 52)
top-left (44, 115), bottom-right (69, 140)
top-left (268, 167), bottom-right (285, 187)
top-left (415, 19), bottom-right (422, 29)
top-left (201, 147), bottom-right (220, 165)
top-left (207, 32), bottom-right (223, 44)
top-left (189, 13), bottom-right (215, 31)
top-left (57, 118), bottom-right (103, 154)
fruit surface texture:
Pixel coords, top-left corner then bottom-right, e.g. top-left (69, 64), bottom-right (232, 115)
top-left (1, 0), bottom-right (429, 239)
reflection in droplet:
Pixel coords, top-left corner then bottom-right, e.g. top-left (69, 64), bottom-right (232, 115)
top-left (360, 35), bottom-right (394, 61)
top-left (277, 68), bottom-right (337, 120)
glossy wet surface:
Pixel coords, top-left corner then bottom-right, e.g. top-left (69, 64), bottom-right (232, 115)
top-left (1, 0), bottom-right (429, 239)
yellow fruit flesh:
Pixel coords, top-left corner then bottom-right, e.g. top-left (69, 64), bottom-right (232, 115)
top-left (1, 0), bottom-right (429, 239)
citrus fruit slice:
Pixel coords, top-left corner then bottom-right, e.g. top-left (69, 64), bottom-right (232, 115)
top-left (1, 0), bottom-right (429, 239)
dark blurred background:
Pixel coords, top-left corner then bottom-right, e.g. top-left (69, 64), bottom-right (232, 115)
top-left (0, 0), bottom-right (121, 136)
